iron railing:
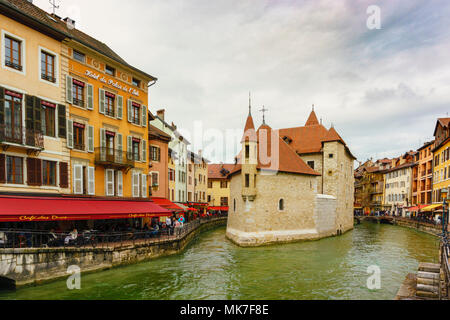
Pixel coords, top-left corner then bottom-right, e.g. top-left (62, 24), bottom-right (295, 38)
top-left (0, 215), bottom-right (227, 250)
top-left (0, 124), bottom-right (44, 149)
top-left (94, 147), bottom-right (135, 168)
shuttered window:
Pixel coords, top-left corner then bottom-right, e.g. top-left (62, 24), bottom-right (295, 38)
top-left (73, 164), bottom-right (83, 194)
top-left (88, 167), bottom-right (95, 195)
top-left (58, 104), bottom-right (66, 138)
top-left (105, 169), bottom-right (114, 196)
top-left (132, 172), bottom-right (140, 198)
top-left (59, 162), bottom-right (68, 188)
top-left (141, 174), bottom-right (147, 198)
top-left (7, 156), bottom-right (23, 184)
top-left (26, 157), bottom-right (40, 186)
top-left (150, 146), bottom-right (161, 162)
top-left (116, 171), bottom-right (123, 197)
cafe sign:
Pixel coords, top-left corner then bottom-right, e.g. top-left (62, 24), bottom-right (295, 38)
top-left (85, 70), bottom-right (140, 97)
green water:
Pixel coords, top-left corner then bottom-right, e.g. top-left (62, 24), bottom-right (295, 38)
top-left (0, 223), bottom-right (440, 300)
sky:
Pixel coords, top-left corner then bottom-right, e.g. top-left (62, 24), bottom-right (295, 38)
top-left (34, 0), bottom-right (450, 164)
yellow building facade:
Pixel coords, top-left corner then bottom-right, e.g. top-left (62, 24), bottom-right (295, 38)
top-left (168, 149), bottom-right (177, 201)
top-left (207, 164), bottom-right (233, 207)
top-left (432, 118), bottom-right (450, 203)
top-left (0, 7), bottom-right (70, 194)
top-left (62, 40), bottom-right (155, 198)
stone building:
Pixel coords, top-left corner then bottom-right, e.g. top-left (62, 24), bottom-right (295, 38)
top-left (226, 107), bottom-right (355, 247)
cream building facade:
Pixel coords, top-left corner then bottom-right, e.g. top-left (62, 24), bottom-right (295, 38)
top-left (226, 107), bottom-right (355, 247)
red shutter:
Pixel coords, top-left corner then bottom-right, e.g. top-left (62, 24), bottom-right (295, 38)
top-left (0, 154), bottom-right (5, 183)
top-left (60, 162), bottom-right (68, 188)
top-left (35, 158), bottom-right (42, 186)
top-left (27, 158), bottom-right (42, 186)
top-left (27, 158), bottom-right (35, 185)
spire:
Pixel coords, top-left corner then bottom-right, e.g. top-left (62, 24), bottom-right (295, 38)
top-left (248, 92), bottom-right (252, 117)
top-left (242, 97), bottom-right (257, 143)
top-left (305, 106), bottom-right (319, 126)
top-left (260, 106), bottom-right (268, 125)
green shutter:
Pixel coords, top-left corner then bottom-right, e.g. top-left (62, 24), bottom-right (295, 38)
top-left (0, 86), bottom-right (4, 126)
top-left (87, 84), bottom-right (94, 110)
top-left (66, 75), bottom-right (73, 104)
top-left (117, 95), bottom-right (123, 119)
top-left (87, 125), bottom-right (94, 152)
top-left (67, 119), bottom-right (73, 149)
top-left (33, 97), bottom-right (41, 133)
top-left (25, 95), bottom-right (34, 131)
top-left (127, 100), bottom-right (132, 122)
top-left (142, 105), bottom-right (147, 127)
top-left (99, 89), bottom-right (105, 114)
top-left (58, 104), bottom-right (66, 138)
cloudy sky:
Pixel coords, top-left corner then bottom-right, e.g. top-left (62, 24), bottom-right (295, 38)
top-left (35, 0), bottom-right (450, 164)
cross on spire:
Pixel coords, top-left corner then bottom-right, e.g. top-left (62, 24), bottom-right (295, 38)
top-left (260, 106), bottom-right (268, 125)
top-left (248, 92), bottom-right (252, 116)
top-left (49, 0), bottom-right (60, 14)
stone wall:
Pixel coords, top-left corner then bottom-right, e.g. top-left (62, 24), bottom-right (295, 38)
top-left (0, 218), bottom-right (226, 289)
top-left (322, 141), bottom-right (354, 234)
top-left (227, 172), bottom-right (339, 246)
top-left (393, 218), bottom-right (442, 237)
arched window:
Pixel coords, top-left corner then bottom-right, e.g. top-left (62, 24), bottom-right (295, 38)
top-left (278, 198), bottom-right (284, 211)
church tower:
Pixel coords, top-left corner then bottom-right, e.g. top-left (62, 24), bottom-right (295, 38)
top-left (240, 94), bottom-right (258, 202)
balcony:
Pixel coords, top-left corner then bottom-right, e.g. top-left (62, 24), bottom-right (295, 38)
top-left (94, 147), bottom-right (135, 171)
top-left (0, 124), bottom-right (44, 152)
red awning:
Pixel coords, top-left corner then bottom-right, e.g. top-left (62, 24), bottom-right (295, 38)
top-left (187, 207), bottom-right (198, 212)
top-left (151, 197), bottom-right (184, 212)
top-left (0, 196), bottom-right (171, 222)
top-left (407, 205), bottom-right (429, 212)
top-left (208, 206), bottom-right (229, 211)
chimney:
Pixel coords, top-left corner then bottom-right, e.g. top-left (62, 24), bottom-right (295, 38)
top-left (198, 149), bottom-right (202, 158)
top-left (63, 17), bottom-right (76, 29)
top-left (171, 122), bottom-right (177, 130)
top-left (156, 109), bottom-right (165, 121)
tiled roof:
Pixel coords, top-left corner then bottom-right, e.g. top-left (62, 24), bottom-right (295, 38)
top-left (278, 110), bottom-right (354, 159)
top-left (384, 162), bottom-right (416, 173)
top-left (241, 115), bottom-right (257, 143)
top-left (208, 164), bottom-right (235, 179)
top-left (305, 110), bottom-right (320, 126)
top-left (1, 0), bottom-right (156, 80)
top-left (149, 125), bottom-right (172, 142)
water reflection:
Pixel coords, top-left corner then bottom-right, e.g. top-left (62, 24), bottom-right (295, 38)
top-left (0, 223), bottom-right (439, 300)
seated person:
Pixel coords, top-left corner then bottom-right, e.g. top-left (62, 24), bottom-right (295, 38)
top-left (0, 231), bottom-right (7, 246)
top-left (64, 228), bottom-right (78, 245)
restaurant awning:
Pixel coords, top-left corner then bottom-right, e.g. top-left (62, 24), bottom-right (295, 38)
top-left (421, 204), bottom-right (443, 212)
top-left (151, 197), bottom-right (184, 212)
top-left (407, 205), bottom-right (428, 212)
top-left (208, 206), bottom-right (229, 211)
top-left (0, 195), bottom-right (171, 222)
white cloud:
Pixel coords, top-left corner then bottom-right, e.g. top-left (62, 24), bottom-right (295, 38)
top-left (34, 0), bottom-right (450, 162)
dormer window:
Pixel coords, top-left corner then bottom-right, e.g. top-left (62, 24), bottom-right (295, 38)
top-left (105, 65), bottom-right (115, 76)
top-left (132, 77), bottom-right (141, 87)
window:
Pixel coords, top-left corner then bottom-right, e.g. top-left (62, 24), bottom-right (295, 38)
top-left (151, 172), bottom-right (159, 187)
top-left (221, 181), bottom-right (227, 188)
top-left (42, 160), bottom-right (56, 186)
top-left (234, 199), bottom-right (236, 212)
top-left (150, 146), bottom-right (161, 162)
top-left (4, 36), bottom-right (22, 71)
top-left (132, 78), bottom-right (141, 87)
top-left (105, 92), bottom-right (115, 117)
top-left (72, 79), bottom-right (85, 107)
top-left (279, 199), bottom-right (285, 211)
top-left (41, 102), bottom-right (56, 137)
top-left (41, 51), bottom-right (55, 82)
top-left (307, 161), bottom-right (315, 170)
top-left (329, 154), bottom-right (334, 159)
top-left (6, 156), bottom-right (23, 184)
top-left (105, 65), bottom-right (115, 76)
top-left (73, 50), bottom-right (85, 63)
top-left (220, 197), bottom-right (228, 206)
top-left (208, 195), bottom-right (211, 202)
top-left (208, 181), bottom-right (213, 188)
top-left (245, 174), bottom-right (250, 188)
top-left (132, 104), bottom-right (140, 125)
top-left (245, 145), bottom-right (250, 159)
top-left (4, 92), bottom-right (22, 143)
top-left (132, 140), bottom-right (140, 161)
top-left (73, 122), bottom-right (85, 150)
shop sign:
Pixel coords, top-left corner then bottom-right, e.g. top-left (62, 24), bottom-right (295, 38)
top-left (85, 70), bottom-right (140, 97)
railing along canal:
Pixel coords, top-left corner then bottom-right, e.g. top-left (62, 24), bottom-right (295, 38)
top-left (0, 215), bottom-right (227, 250)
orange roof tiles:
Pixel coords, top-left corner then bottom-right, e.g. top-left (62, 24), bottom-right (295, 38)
top-left (208, 164), bottom-right (235, 180)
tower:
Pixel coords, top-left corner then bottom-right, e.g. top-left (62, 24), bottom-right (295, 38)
top-left (240, 95), bottom-right (258, 202)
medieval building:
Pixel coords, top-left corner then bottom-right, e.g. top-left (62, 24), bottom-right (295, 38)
top-left (226, 106), bottom-right (355, 246)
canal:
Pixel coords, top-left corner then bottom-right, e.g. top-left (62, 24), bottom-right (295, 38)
top-left (0, 222), bottom-right (440, 300)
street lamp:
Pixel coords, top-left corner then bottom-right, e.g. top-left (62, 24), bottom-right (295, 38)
top-left (442, 188), bottom-right (449, 238)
